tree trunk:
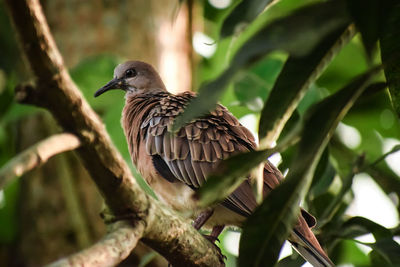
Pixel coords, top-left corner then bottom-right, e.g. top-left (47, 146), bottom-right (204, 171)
top-left (1, 0), bottom-right (194, 265)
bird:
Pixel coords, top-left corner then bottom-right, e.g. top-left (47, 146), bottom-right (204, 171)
top-left (94, 61), bottom-right (334, 267)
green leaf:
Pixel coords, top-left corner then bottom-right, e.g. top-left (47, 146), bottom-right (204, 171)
top-left (346, 0), bottom-right (381, 57)
top-left (331, 239), bottom-right (370, 266)
top-left (367, 239), bottom-right (400, 266)
top-left (318, 151), bottom-right (364, 224)
top-left (233, 57), bottom-right (283, 109)
top-left (172, 0), bottom-right (351, 131)
top-left (330, 135), bottom-right (400, 206)
top-left (0, 73), bottom-right (14, 118)
top-left (220, 84), bottom-right (255, 119)
top-left (233, 73), bottom-right (267, 112)
top-left (309, 148), bottom-right (336, 199)
top-left (339, 216), bottom-right (392, 241)
top-left (380, 0), bottom-right (400, 117)
top-left (230, 0), bottom-right (350, 67)
top-left (0, 178), bottom-right (19, 243)
top-left (196, 149), bottom-right (270, 207)
top-left (172, 70), bottom-right (234, 132)
top-left (369, 250), bottom-right (392, 266)
top-left (238, 67), bottom-right (379, 267)
top-left (258, 25), bottom-right (354, 148)
top-left (276, 254), bottom-right (305, 267)
top-left (0, 73), bottom-right (40, 124)
top-left (196, 115), bottom-right (300, 208)
top-left (239, 178), bottom-right (301, 267)
top-left (220, 0), bottom-right (275, 38)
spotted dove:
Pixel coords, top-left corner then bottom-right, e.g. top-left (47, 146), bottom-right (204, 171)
top-left (94, 61), bottom-right (334, 267)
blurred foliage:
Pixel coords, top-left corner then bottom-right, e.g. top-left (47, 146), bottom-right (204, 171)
top-left (239, 67), bottom-right (380, 266)
top-left (0, 0), bottom-right (37, 247)
top-left (1, 0), bottom-right (400, 266)
top-left (196, 0), bottom-right (400, 266)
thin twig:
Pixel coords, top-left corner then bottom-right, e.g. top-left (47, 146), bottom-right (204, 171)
top-left (329, 137), bottom-right (400, 215)
top-left (321, 141), bottom-right (400, 225)
top-left (367, 144), bottom-right (400, 169)
top-left (0, 133), bottom-right (81, 189)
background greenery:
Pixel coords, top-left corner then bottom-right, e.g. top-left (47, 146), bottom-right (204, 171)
top-left (1, 0), bottom-right (400, 266)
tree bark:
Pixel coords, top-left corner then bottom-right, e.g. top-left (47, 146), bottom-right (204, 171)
top-left (4, 0), bottom-right (223, 266)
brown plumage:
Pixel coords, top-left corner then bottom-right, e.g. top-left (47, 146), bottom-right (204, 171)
top-left (94, 61), bottom-right (334, 267)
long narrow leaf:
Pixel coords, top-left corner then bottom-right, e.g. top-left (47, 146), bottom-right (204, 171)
top-left (238, 67), bottom-right (380, 267)
top-left (258, 25), bottom-right (355, 148)
top-left (380, 0), bottom-right (400, 117)
top-left (196, 149), bottom-right (270, 207)
top-left (220, 0), bottom-right (275, 38)
top-left (368, 239), bottom-right (400, 266)
top-left (340, 216), bottom-right (392, 241)
top-left (195, 126), bottom-right (298, 208)
top-left (172, 0), bottom-right (350, 131)
top-left (346, 0), bottom-right (381, 57)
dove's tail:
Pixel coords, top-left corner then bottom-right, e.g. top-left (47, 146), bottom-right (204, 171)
top-left (289, 215), bottom-right (334, 267)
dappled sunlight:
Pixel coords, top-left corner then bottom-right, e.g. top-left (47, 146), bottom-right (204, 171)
top-left (209, 0), bottom-right (232, 9)
top-left (223, 230), bottom-right (241, 256)
top-left (193, 32), bottom-right (217, 58)
top-left (383, 138), bottom-right (400, 177)
top-left (336, 123), bottom-right (362, 149)
top-left (346, 173), bottom-right (399, 228)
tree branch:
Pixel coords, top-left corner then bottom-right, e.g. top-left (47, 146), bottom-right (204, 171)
top-left (0, 133), bottom-right (81, 189)
top-left (4, 0), bottom-right (223, 266)
top-left (45, 222), bottom-right (145, 267)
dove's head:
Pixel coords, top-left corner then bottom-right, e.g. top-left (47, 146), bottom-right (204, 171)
top-left (94, 61), bottom-right (166, 97)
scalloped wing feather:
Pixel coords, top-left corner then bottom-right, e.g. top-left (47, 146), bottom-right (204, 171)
top-left (139, 92), bottom-right (281, 217)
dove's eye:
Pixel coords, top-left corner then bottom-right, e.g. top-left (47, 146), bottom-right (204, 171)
top-left (125, 69), bottom-right (137, 78)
